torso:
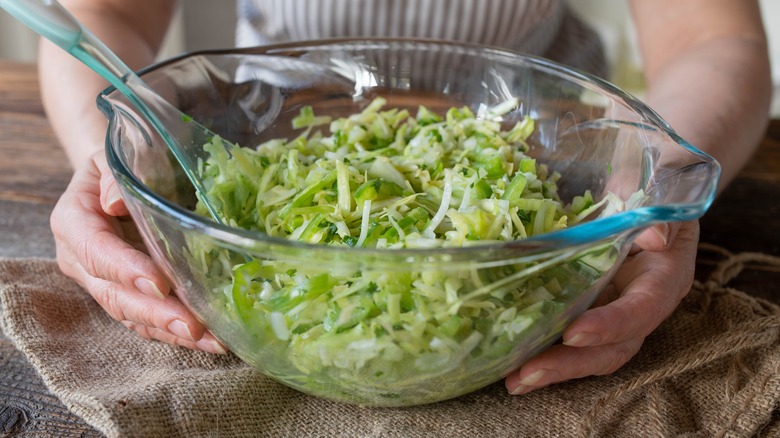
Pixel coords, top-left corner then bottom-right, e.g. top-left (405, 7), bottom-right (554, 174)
top-left (234, 0), bottom-right (606, 78)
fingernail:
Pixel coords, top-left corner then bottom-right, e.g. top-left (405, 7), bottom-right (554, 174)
top-left (564, 332), bottom-right (602, 347)
top-left (134, 278), bottom-right (165, 300)
top-left (652, 223), bottom-right (670, 247)
top-left (106, 188), bottom-right (123, 210)
top-left (197, 338), bottom-right (227, 354)
top-left (510, 370), bottom-right (554, 394)
top-left (520, 369), bottom-right (550, 387)
top-left (510, 384), bottom-right (534, 395)
top-left (168, 319), bottom-right (195, 341)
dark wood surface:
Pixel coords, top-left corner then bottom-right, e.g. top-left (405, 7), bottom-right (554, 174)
top-left (0, 60), bottom-right (778, 436)
top-left (0, 61), bottom-right (101, 437)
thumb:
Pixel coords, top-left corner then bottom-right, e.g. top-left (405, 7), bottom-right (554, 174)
top-left (634, 222), bottom-right (680, 252)
top-left (95, 153), bottom-right (129, 217)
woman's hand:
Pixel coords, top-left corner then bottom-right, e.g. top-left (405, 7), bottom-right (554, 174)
top-left (50, 150), bottom-right (226, 354)
top-left (503, 0), bottom-right (769, 397)
top-left (505, 221), bottom-right (699, 394)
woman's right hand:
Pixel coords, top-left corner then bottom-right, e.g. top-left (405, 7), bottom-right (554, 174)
top-left (50, 150), bottom-right (226, 354)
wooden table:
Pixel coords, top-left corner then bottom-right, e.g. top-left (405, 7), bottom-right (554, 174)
top-left (1, 60), bottom-right (778, 436)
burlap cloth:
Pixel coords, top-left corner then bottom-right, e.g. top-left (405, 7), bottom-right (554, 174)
top-left (1, 245), bottom-right (778, 438)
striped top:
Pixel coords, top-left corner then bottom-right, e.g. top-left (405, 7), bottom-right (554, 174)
top-left (235, 0), bottom-right (606, 77)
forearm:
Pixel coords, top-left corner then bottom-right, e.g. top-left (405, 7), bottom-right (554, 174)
top-left (641, 38), bottom-right (771, 189)
top-left (630, 0), bottom-right (772, 190)
top-left (39, 0), bottom-right (176, 168)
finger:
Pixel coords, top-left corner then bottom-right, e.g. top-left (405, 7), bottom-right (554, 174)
top-left (78, 267), bottom-right (208, 342)
top-left (95, 155), bottom-right (129, 216)
top-left (51, 162), bottom-right (170, 299)
top-left (562, 257), bottom-right (687, 348)
top-left (73, 224), bottom-right (169, 299)
top-left (590, 284), bottom-right (619, 308)
top-left (505, 338), bottom-right (644, 395)
top-left (562, 222), bottom-right (699, 347)
top-left (611, 221), bottom-right (699, 293)
top-left (634, 221), bottom-right (681, 252)
top-left (118, 217), bottom-right (150, 253)
top-left (121, 321), bottom-right (227, 354)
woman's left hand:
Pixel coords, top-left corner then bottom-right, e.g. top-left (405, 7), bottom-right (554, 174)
top-left (505, 220), bottom-right (700, 394)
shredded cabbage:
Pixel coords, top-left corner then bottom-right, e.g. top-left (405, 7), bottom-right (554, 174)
top-left (196, 97), bottom-right (599, 247)
top-left (186, 98), bottom-right (635, 405)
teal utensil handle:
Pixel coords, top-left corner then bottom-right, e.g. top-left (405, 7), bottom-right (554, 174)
top-left (0, 0), bottom-right (132, 83)
top-left (0, 0), bottom-right (225, 222)
top-left (0, 0), bottom-right (81, 49)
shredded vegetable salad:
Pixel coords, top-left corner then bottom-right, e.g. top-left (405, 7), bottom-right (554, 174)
top-left (196, 97), bottom-right (612, 247)
top-left (186, 98), bottom-right (637, 405)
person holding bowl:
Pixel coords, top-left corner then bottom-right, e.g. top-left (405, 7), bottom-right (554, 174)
top-left (41, 0), bottom-right (771, 395)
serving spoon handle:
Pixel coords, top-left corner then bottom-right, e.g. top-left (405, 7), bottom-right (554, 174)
top-left (0, 0), bottom-right (225, 221)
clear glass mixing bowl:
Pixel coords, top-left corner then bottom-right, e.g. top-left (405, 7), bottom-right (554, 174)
top-left (101, 39), bottom-right (719, 407)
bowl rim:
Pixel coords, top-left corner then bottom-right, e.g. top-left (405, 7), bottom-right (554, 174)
top-left (102, 37), bottom-right (721, 257)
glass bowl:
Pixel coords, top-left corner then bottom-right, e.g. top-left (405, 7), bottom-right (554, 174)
top-left (100, 39), bottom-right (719, 407)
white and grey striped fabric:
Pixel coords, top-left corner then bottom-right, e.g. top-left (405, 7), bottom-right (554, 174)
top-left (235, 0), bottom-right (606, 78)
